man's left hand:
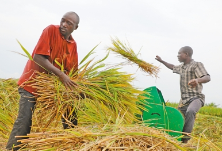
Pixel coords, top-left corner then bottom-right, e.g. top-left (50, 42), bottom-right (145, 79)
top-left (188, 79), bottom-right (199, 88)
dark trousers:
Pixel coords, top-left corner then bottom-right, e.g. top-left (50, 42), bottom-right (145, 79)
top-left (6, 88), bottom-right (77, 150)
top-left (61, 108), bottom-right (78, 129)
top-left (6, 88), bottom-right (36, 150)
top-left (178, 98), bottom-right (202, 141)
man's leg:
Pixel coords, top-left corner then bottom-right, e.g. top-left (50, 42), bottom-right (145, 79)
top-left (179, 99), bottom-right (202, 143)
top-left (6, 88), bottom-right (36, 150)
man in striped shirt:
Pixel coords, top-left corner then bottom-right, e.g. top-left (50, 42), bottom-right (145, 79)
top-left (155, 46), bottom-right (210, 143)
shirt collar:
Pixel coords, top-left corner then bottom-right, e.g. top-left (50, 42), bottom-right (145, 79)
top-left (183, 59), bottom-right (194, 65)
top-left (182, 59), bottom-right (194, 68)
top-left (66, 35), bottom-right (75, 43)
top-left (60, 34), bottom-right (75, 43)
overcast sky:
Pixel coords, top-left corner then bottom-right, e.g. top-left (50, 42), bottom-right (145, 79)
top-left (1, 0), bottom-right (222, 107)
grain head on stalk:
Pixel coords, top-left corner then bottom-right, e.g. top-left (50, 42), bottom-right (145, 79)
top-left (22, 42), bottom-right (150, 130)
top-left (107, 37), bottom-right (159, 77)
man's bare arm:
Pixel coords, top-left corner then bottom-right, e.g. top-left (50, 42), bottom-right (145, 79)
top-left (33, 54), bottom-right (77, 90)
top-left (155, 55), bottom-right (174, 70)
top-left (188, 75), bottom-right (211, 88)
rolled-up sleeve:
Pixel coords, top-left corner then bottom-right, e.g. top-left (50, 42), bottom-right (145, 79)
top-left (173, 65), bottom-right (181, 74)
top-left (195, 62), bottom-right (209, 78)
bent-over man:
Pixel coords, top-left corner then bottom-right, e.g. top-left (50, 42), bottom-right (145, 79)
top-left (6, 11), bottom-right (80, 150)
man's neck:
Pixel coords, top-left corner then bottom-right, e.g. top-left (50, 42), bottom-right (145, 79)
top-left (184, 58), bottom-right (193, 65)
top-left (64, 35), bottom-right (70, 41)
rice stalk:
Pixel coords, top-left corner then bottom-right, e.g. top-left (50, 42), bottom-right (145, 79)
top-left (107, 37), bottom-right (159, 77)
top-left (12, 40), bottom-right (147, 129)
top-left (29, 65), bottom-right (148, 129)
top-left (18, 124), bottom-right (188, 151)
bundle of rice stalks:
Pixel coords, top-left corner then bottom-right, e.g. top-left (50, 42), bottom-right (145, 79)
top-left (17, 43), bottom-right (149, 130)
top-left (18, 124), bottom-right (187, 151)
top-left (29, 65), bottom-right (147, 130)
top-left (107, 38), bottom-right (159, 77)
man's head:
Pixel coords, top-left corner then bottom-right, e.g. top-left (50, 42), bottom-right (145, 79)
top-left (59, 11), bottom-right (79, 40)
top-left (177, 46), bottom-right (193, 63)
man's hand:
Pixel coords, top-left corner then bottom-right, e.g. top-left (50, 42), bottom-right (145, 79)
top-left (188, 79), bottom-right (199, 88)
top-left (155, 55), bottom-right (174, 70)
top-left (33, 54), bottom-right (78, 90)
top-left (155, 55), bottom-right (163, 63)
top-left (59, 72), bottom-right (78, 90)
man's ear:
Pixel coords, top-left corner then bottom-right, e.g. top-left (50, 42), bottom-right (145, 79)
top-left (75, 25), bottom-right (78, 30)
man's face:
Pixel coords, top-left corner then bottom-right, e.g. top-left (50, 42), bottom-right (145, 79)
top-left (59, 13), bottom-right (78, 39)
top-left (177, 49), bottom-right (188, 63)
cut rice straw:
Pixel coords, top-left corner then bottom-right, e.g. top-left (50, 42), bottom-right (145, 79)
top-left (107, 37), bottom-right (159, 77)
top-left (18, 124), bottom-right (187, 151)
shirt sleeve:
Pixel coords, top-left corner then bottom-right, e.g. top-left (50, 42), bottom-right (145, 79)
top-left (32, 25), bottom-right (54, 56)
top-left (173, 65), bottom-right (181, 74)
top-left (195, 62), bottom-right (209, 78)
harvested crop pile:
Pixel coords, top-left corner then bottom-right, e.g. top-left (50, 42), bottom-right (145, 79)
top-left (18, 124), bottom-right (186, 151)
top-left (29, 68), bottom-right (147, 129)
top-left (18, 39), bottom-right (156, 130)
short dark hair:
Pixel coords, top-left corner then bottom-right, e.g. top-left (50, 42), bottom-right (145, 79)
top-left (181, 46), bottom-right (193, 57)
top-left (65, 11), bottom-right (80, 24)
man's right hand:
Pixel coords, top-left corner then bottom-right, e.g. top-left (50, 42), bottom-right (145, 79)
top-left (155, 55), bottom-right (163, 63)
top-left (155, 55), bottom-right (174, 70)
top-left (58, 72), bottom-right (78, 90)
top-left (33, 54), bottom-right (78, 90)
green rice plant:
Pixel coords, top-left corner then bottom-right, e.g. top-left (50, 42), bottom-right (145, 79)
top-left (205, 102), bottom-right (219, 108)
top-left (166, 102), bottom-right (178, 108)
top-left (199, 106), bottom-right (222, 117)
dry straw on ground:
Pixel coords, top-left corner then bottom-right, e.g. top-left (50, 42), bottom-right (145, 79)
top-left (18, 124), bottom-right (186, 151)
